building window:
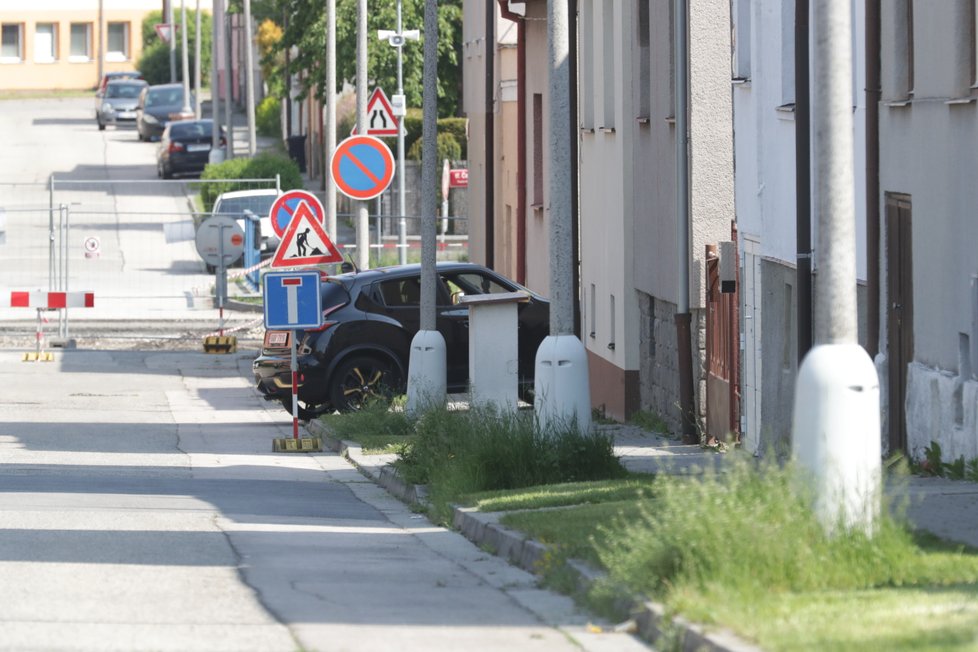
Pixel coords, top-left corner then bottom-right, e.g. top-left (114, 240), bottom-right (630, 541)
top-left (970, 0), bottom-right (977, 88)
top-left (601, 1), bottom-right (615, 129)
top-left (637, 0), bottom-right (651, 120)
top-left (781, 0), bottom-right (795, 105)
top-left (1, 23), bottom-right (23, 62)
top-left (533, 93), bottom-right (543, 207)
top-left (106, 22), bottom-right (129, 62)
top-left (34, 23), bottom-right (57, 63)
top-left (904, 0), bottom-right (915, 96)
top-left (70, 23), bottom-right (92, 61)
top-left (733, 0), bottom-right (751, 80)
top-left (580, 0), bottom-right (595, 129)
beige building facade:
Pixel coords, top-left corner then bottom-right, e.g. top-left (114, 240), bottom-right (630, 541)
top-left (0, 1), bottom-right (170, 90)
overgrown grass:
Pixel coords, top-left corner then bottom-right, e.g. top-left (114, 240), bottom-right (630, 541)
top-left (496, 459), bottom-right (978, 648)
top-left (320, 399), bottom-right (413, 454)
top-left (594, 459), bottom-right (978, 649)
top-left (460, 476), bottom-right (657, 512)
top-left (501, 500), bottom-right (644, 567)
top-left (396, 407), bottom-right (628, 520)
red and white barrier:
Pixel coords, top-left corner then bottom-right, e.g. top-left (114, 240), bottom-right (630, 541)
top-left (10, 291), bottom-right (95, 309)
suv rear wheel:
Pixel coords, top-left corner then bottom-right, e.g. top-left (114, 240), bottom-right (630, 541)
top-left (329, 355), bottom-right (401, 412)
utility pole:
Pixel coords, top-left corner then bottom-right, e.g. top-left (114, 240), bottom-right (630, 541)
top-left (406, 0), bottom-right (447, 414)
top-left (379, 1), bottom-right (420, 265)
top-left (533, 0), bottom-right (591, 434)
top-left (243, 0), bottom-right (257, 155)
top-left (97, 0), bottom-right (103, 86)
top-left (326, 0), bottom-right (337, 242)
top-left (223, 5), bottom-right (234, 158)
top-left (355, 0), bottom-right (369, 269)
top-left (180, 0), bottom-right (192, 114)
top-left (194, 0), bottom-right (202, 120)
top-left (168, 0), bottom-right (177, 83)
top-left (209, 0), bottom-right (225, 163)
top-left (792, 0), bottom-right (881, 534)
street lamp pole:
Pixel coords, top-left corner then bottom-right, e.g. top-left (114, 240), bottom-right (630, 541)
top-left (180, 0), bottom-right (192, 114)
top-left (379, 4), bottom-right (419, 266)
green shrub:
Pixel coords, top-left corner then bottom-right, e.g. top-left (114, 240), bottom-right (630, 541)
top-left (197, 152), bottom-right (302, 211)
top-left (407, 132), bottom-right (462, 162)
top-left (256, 95), bottom-right (281, 138)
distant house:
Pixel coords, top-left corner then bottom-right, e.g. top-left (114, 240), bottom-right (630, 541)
top-left (465, 0), bottom-right (735, 433)
top-left (0, 0), bottom-right (176, 90)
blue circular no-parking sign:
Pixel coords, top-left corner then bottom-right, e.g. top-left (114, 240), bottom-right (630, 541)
top-left (268, 190), bottom-right (325, 238)
top-left (330, 136), bottom-right (395, 201)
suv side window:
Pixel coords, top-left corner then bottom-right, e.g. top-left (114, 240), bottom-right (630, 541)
top-left (441, 271), bottom-right (514, 304)
top-left (378, 278), bottom-right (422, 307)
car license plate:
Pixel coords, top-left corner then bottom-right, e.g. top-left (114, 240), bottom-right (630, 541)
top-left (264, 331), bottom-right (290, 348)
top-left (187, 143), bottom-right (211, 152)
top-left (117, 111), bottom-right (135, 119)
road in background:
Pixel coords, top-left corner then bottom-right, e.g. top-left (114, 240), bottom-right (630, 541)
top-left (0, 97), bottom-right (258, 331)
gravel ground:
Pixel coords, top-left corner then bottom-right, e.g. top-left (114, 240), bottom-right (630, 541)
top-left (0, 321), bottom-right (266, 352)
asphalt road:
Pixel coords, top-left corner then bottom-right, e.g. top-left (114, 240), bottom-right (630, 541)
top-left (0, 346), bottom-right (644, 651)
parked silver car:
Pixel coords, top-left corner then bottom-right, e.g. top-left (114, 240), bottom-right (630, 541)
top-left (96, 79), bottom-right (148, 131)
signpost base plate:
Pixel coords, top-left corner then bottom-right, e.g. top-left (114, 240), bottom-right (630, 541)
top-left (272, 437), bottom-right (323, 452)
top-left (203, 335), bottom-right (237, 354)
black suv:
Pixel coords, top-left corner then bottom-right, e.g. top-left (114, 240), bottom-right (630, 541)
top-left (253, 262), bottom-right (550, 418)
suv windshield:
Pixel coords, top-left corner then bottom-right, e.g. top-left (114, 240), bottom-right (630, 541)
top-left (145, 88), bottom-right (183, 108)
top-left (215, 195), bottom-right (278, 217)
top-left (106, 83), bottom-right (143, 99)
top-left (169, 121), bottom-right (212, 139)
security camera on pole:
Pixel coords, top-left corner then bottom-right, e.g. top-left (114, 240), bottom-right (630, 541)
top-left (378, 1), bottom-right (420, 266)
top-left (405, 0), bottom-right (446, 415)
top-left (533, 0), bottom-right (591, 435)
top-left (791, 0), bottom-right (881, 534)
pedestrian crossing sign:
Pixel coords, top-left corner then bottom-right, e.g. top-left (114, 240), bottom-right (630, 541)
top-left (269, 200), bottom-right (343, 269)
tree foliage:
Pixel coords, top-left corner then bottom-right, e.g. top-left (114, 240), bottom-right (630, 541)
top-left (138, 9), bottom-right (212, 86)
top-left (236, 0), bottom-right (462, 118)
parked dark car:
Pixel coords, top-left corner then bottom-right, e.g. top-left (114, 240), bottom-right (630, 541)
top-left (96, 79), bottom-right (148, 130)
top-left (253, 262), bottom-right (550, 418)
top-left (157, 119), bottom-right (225, 179)
top-left (136, 83), bottom-right (195, 141)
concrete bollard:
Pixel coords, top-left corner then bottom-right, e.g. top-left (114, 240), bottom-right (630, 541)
top-left (406, 329), bottom-right (447, 415)
top-left (792, 342), bottom-right (882, 534)
top-left (534, 334), bottom-right (592, 435)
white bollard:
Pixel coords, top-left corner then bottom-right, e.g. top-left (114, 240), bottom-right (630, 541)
top-left (406, 329), bottom-right (447, 414)
top-left (534, 334), bottom-right (592, 435)
top-left (792, 343), bottom-right (882, 534)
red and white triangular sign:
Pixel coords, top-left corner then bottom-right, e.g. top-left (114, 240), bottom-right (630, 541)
top-left (351, 88), bottom-right (399, 137)
top-left (270, 200), bottom-right (343, 268)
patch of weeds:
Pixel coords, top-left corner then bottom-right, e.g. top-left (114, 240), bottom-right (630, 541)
top-left (914, 440), bottom-right (978, 482)
top-left (320, 397), bottom-right (413, 450)
top-left (592, 406), bottom-right (619, 425)
top-left (628, 410), bottom-right (671, 435)
top-left (396, 406), bottom-right (627, 521)
top-left (460, 476), bottom-right (657, 512)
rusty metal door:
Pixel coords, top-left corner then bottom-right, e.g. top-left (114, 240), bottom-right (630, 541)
top-left (705, 224), bottom-right (741, 444)
top-left (886, 193), bottom-right (913, 454)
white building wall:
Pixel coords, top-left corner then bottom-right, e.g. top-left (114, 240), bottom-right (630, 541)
top-left (733, 0), bottom-right (867, 454)
top-left (879, 0), bottom-right (978, 461)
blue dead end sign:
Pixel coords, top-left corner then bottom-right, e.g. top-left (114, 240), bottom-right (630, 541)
top-left (263, 270), bottom-right (323, 330)
top-left (331, 135), bottom-right (395, 201)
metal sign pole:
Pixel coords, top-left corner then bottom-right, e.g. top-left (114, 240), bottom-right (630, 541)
top-left (291, 332), bottom-right (299, 439)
